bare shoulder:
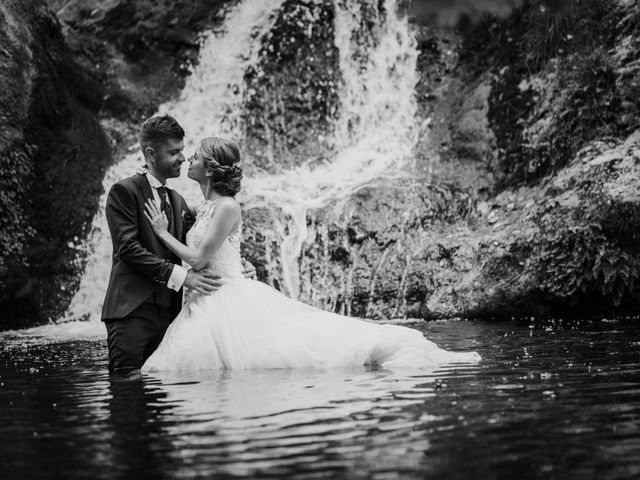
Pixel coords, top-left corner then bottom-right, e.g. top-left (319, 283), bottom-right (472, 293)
top-left (214, 197), bottom-right (241, 221)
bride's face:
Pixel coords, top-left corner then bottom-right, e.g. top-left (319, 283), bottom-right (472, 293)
top-left (187, 145), bottom-right (207, 182)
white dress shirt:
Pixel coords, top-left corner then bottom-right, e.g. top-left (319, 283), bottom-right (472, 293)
top-left (145, 172), bottom-right (188, 291)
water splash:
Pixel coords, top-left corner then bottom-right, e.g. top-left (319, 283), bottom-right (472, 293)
top-left (244, 0), bottom-right (419, 299)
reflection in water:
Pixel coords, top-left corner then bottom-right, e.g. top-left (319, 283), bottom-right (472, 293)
top-left (146, 367), bottom-right (442, 477)
top-left (1, 319), bottom-right (640, 479)
top-left (106, 378), bottom-right (177, 479)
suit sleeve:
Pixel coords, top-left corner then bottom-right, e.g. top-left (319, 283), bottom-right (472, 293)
top-left (106, 181), bottom-right (175, 284)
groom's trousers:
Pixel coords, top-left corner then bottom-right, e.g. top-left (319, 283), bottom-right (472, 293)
top-left (105, 301), bottom-right (172, 374)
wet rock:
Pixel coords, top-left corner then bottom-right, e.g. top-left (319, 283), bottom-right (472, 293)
top-left (421, 131), bottom-right (640, 319)
top-left (242, 0), bottom-right (340, 173)
top-left (48, 0), bottom-right (232, 120)
top-left (0, 0), bottom-right (111, 328)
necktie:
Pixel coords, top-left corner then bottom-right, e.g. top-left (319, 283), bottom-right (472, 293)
top-left (157, 186), bottom-right (173, 231)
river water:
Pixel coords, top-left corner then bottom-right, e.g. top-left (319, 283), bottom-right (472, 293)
top-left (1, 318), bottom-right (639, 479)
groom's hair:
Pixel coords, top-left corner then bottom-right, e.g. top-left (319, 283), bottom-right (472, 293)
top-left (139, 115), bottom-right (185, 152)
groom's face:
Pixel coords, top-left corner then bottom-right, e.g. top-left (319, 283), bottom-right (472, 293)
top-left (148, 138), bottom-right (185, 180)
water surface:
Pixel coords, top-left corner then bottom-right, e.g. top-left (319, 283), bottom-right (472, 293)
top-left (1, 319), bottom-right (639, 479)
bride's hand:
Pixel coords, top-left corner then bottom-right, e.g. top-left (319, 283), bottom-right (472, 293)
top-left (241, 258), bottom-right (257, 280)
top-left (144, 199), bottom-right (169, 235)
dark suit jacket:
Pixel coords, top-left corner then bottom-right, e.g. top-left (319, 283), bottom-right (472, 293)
top-left (101, 174), bottom-right (195, 321)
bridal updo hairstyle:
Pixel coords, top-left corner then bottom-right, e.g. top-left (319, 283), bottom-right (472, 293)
top-left (201, 137), bottom-right (242, 197)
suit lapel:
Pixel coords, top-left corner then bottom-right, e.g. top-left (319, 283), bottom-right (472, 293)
top-left (135, 173), bottom-right (181, 235)
top-left (168, 188), bottom-right (184, 241)
top-left (136, 173), bottom-right (155, 204)
top-left (133, 174), bottom-right (183, 259)
top-left (133, 174), bottom-right (165, 252)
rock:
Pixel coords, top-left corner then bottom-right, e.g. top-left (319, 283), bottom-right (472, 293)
top-left (50, 0), bottom-right (231, 120)
top-left (618, 113), bottom-right (635, 126)
top-left (449, 77), bottom-right (498, 166)
top-left (420, 132), bottom-right (640, 319)
top-left (621, 100), bottom-right (637, 111)
top-left (0, 0), bottom-right (111, 328)
top-left (242, 0), bottom-right (339, 173)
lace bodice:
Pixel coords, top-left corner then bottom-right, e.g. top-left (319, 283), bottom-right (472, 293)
top-left (186, 200), bottom-right (243, 283)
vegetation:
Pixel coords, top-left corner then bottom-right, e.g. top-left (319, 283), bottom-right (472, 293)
top-left (536, 225), bottom-right (640, 307)
top-left (460, 0), bottom-right (633, 186)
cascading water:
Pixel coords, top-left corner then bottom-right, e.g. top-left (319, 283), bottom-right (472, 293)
top-left (41, 0), bottom-right (285, 337)
top-left (22, 0), bottom-right (419, 338)
top-left (244, 0), bottom-right (419, 300)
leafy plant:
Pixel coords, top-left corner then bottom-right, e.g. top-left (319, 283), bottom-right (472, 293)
top-left (472, 0), bottom-right (623, 187)
top-left (525, 51), bottom-right (622, 179)
top-left (539, 226), bottom-right (640, 306)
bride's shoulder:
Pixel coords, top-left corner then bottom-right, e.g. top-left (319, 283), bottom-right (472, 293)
top-left (199, 197), bottom-right (240, 221)
top-left (214, 197), bottom-right (241, 219)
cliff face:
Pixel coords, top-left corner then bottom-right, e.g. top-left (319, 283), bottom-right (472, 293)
top-left (48, 0), bottom-right (230, 121)
top-left (415, 0), bottom-right (640, 318)
top-left (242, 0), bottom-right (340, 173)
top-left (0, 0), bottom-right (111, 327)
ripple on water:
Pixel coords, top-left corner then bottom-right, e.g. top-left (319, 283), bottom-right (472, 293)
top-left (1, 319), bottom-right (640, 479)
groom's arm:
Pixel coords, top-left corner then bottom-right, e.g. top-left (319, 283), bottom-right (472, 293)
top-left (106, 181), bottom-right (178, 286)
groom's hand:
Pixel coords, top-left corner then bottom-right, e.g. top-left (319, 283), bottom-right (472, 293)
top-left (184, 270), bottom-right (222, 294)
top-left (241, 258), bottom-right (257, 280)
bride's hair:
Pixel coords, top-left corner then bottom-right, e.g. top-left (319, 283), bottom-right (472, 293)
top-left (201, 137), bottom-right (242, 196)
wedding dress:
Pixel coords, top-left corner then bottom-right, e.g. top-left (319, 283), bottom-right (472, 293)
top-left (142, 200), bottom-right (480, 371)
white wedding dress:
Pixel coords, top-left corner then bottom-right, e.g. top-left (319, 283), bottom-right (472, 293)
top-left (142, 200), bottom-right (480, 371)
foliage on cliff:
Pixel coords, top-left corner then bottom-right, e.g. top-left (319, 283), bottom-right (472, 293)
top-left (413, 0), bottom-right (640, 318)
top-left (0, 0), bottom-right (111, 327)
top-left (462, 0), bottom-right (639, 186)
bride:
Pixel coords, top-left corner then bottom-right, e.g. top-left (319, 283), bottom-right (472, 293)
top-left (141, 137), bottom-right (480, 371)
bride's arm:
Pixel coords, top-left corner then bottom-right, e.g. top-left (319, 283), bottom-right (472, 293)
top-left (145, 198), bottom-right (241, 270)
top-left (186, 202), bottom-right (198, 218)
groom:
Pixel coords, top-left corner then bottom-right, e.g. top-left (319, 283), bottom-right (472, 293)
top-left (101, 114), bottom-right (254, 377)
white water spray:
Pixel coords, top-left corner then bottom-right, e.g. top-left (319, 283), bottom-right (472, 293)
top-left (244, 0), bottom-right (419, 299)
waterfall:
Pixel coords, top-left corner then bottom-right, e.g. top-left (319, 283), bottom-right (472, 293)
top-left (244, 0), bottom-right (419, 300)
top-left (53, 0), bottom-right (285, 336)
top-left (27, 0), bottom-right (418, 338)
